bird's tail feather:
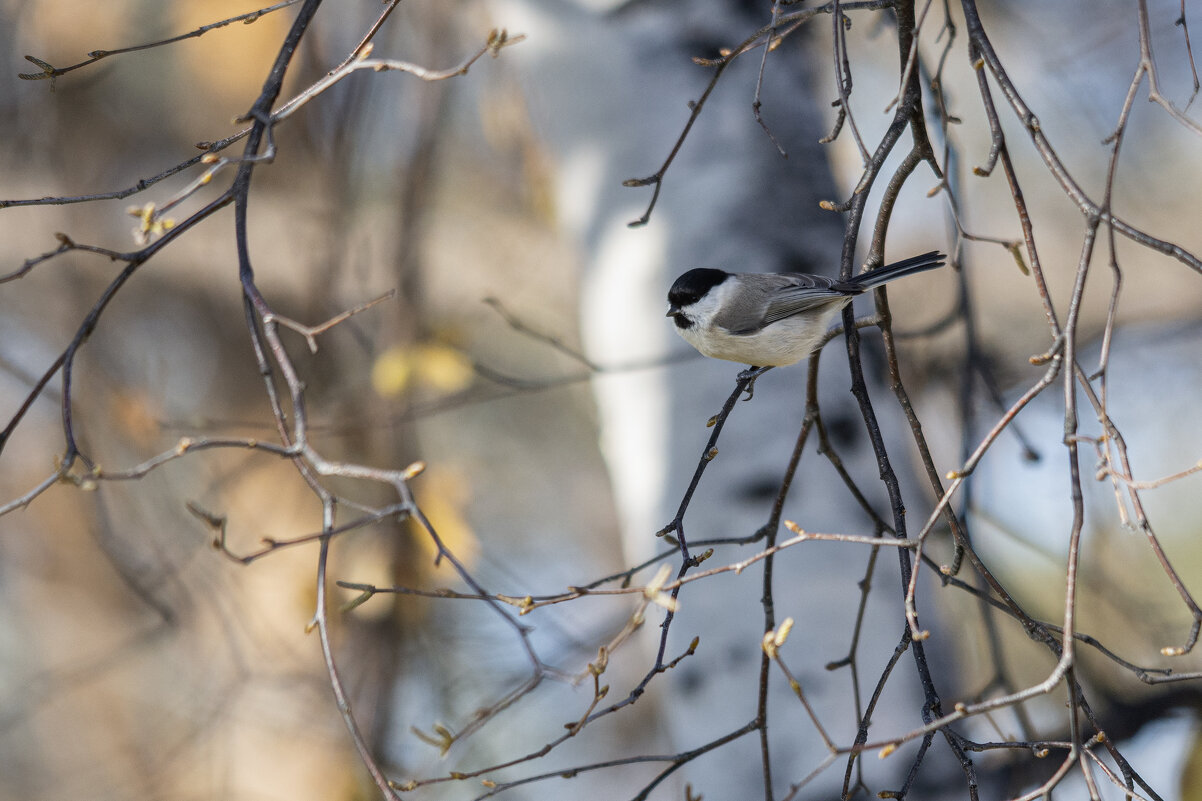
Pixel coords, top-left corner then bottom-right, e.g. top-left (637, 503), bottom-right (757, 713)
top-left (853, 251), bottom-right (946, 289)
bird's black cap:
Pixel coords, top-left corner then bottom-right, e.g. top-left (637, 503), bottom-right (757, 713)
top-left (667, 268), bottom-right (730, 313)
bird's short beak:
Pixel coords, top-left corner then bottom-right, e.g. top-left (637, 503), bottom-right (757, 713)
top-left (666, 306), bottom-right (680, 318)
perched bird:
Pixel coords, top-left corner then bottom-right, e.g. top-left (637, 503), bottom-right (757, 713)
top-left (666, 251), bottom-right (946, 367)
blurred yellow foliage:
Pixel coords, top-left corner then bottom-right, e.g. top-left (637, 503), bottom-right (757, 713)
top-left (371, 344), bottom-right (474, 398)
top-left (172, 0), bottom-right (291, 108)
top-left (409, 466), bottom-right (478, 574)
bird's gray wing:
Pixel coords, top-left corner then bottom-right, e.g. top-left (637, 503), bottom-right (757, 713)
top-left (710, 274), bottom-right (850, 335)
top-left (758, 274), bottom-right (851, 326)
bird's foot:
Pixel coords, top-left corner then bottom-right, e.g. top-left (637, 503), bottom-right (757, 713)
top-left (737, 366), bottom-right (772, 401)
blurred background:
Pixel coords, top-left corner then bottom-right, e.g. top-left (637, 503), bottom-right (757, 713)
top-left (2, 0), bottom-right (1202, 799)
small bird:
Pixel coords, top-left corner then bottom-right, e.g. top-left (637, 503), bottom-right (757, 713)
top-left (666, 251), bottom-right (945, 368)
